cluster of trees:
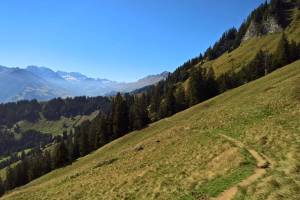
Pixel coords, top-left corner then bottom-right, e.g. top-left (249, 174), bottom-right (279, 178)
top-left (0, 129), bottom-right (52, 156)
top-left (5, 32), bottom-right (298, 193)
top-left (42, 96), bottom-right (111, 120)
top-left (139, 67), bottom-right (219, 121)
top-left (1, 93), bottom-right (150, 194)
top-left (0, 100), bottom-right (41, 126)
top-left (217, 34), bottom-right (300, 92)
top-left (0, 96), bottom-right (111, 127)
top-left (2, 148), bottom-right (53, 194)
top-left (203, 0), bottom-right (295, 62)
top-left (1, 1), bottom-right (300, 196)
top-left (204, 28), bottom-right (239, 60)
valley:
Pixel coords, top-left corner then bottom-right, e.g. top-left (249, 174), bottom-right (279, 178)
top-left (0, 1), bottom-right (299, 199)
top-left (2, 60), bottom-right (300, 199)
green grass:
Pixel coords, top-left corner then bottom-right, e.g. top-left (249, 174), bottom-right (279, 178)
top-left (1, 10), bottom-right (300, 200)
top-left (180, 149), bottom-right (256, 200)
top-left (198, 8), bottom-right (300, 78)
top-left (16, 111), bottom-right (98, 136)
top-left (2, 60), bottom-right (300, 199)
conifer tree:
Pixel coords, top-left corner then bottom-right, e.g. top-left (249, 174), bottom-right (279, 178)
top-left (5, 166), bottom-right (14, 190)
top-left (130, 94), bottom-right (149, 130)
top-left (72, 131), bottom-right (80, 160)
top-left (274, 33), bottom-right (290, 68)
top-left (53, 141), bottom-right (69, 168)
top-left (0, 177), bottom-right (4, 196)
top-left (204, 68), bottom-right (219, 98)
top-left (112, 93), bottom-right (129, 138)
top-left (175, 85), bottom-right (187, 112)
top-left (43, 150), bottom-right (52, 173)
top-left (188, 68), bottom-right (204, 106)
top-left (165, 88), bottom-right (176, 117)
top-left (289, 40), bottom-right (300, 62)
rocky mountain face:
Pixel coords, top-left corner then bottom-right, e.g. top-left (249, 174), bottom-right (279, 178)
top-left (243, 16), bottom-right (282, 41)
top-left (0, 65), bottom-right (169, 103)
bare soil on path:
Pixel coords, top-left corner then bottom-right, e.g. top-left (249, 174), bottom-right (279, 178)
top-left (211, 134), bottom-right (274, 200)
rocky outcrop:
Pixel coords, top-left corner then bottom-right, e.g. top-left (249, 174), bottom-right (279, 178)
top-left (243, 17), bottom-right (282, 41)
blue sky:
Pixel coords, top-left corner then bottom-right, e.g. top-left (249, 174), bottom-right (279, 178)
top-left (0, 0), bottom-right (264, 82)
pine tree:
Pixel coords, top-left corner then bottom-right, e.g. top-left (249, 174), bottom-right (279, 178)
top-left (188, 68), bottom-right (205, 106)
top-left (112, 93), bottom-right (129, 138)
top-left (204, 68), bottom-right (219, 99)
top-left (43, 150), bottom-right (52, 173)
top-left (130, 94), bottom-right (149, 130)
top-left (94, 115), bottom-right (111, 147)
top-left (174, 85), bottom-right (187, 112)
top-left (72, 133), bottom-right (80, 160)
top-left (165, 88), bottom-right (176, 117)
top-left (0, 177), bottom-right (4, 196)
top-left (5, 166), bottom-right (14, 190)
top-left (53, 141), bottom-right (69, 168)
top-left (269, 0), bottom-right (290, 28)
top-left (289, 40), bottom-right (300, 62)
top-left (77, 120), bottom-right (90, 156)
top-left (274, 33), bottom-right (290, 68)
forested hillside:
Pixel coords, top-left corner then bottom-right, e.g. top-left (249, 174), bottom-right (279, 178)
top-left (0, 0), bottom-right (299, 198)
top-left (2, 52), bottom-right (300, 200)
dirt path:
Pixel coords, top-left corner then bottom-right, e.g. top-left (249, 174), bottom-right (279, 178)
top-left (211, 134), bottom-right (273, 200)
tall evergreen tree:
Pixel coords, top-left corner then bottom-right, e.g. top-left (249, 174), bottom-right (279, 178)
top-left (188, 68), bottom-right (205, 106)
top-left (112, 93), bottom-right (129, 138)
top-left (204, 68), bottom-right (219, 98)
top-left (130, 95), bottom-right (149, 130)
top-left (0, 177), bottom-right (4, 196)
top-left (53, 141), bottom-right (69, 168)
top-left (274, 33), bottom-right (290, 68)
top-left (43, 150), bottom-right (52, 173)
top-left (289, 40), bottom-right (300, 62)
top-left (175, 85), bottom-right (187, 112)
top-left (5, 166), bottom-right (14, 190)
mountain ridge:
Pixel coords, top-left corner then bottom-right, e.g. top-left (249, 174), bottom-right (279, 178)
top-left (0, 65), bottom-right (169, 103)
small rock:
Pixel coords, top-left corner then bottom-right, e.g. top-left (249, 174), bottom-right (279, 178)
top-left (134, 145), bottom-right (144, 151)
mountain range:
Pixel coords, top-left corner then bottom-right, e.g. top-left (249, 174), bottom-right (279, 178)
top-left (0, 65), bottom-right (169, 102)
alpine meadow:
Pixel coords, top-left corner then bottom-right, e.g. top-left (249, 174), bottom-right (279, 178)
top-left (0, 0), bottom-right (300, 200)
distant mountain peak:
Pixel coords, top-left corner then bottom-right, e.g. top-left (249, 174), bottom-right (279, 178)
top-left (56, 71), bottom-right (89, 81)
top-left (26, 65), bottom-right (63, 80)
top-left (0, 65), bottom-right (169, 102)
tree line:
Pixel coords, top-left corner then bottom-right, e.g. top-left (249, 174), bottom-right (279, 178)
top-left (203, 0), bottom-right (295, 61)
top-left (0, 129), bottom-right (53, 157)
top-left (1, 0), bottom-right (300, 195)
top-left (3, 32), bottom-right (299, 193)
top-left (217, 33), bottom-right (300, 92)
top-left (0, 96), bottom-right (111, 127)
top-left (0, 93), bottom-right (149, 194)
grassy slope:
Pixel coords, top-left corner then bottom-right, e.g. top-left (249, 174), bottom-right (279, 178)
top-left (16, 111), bottom-right (99, 136)
top-left (2, 59), bottom-right (300, 199)
top-left (200, 8), bottom-right (300, 77)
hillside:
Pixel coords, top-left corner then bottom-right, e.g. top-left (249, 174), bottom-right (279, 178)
top-left (2, 60), bottom-right (299, 199)
top-left (201, 7), bottom-right (300, 77)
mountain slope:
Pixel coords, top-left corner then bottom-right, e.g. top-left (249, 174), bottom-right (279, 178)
top-left (3, 60), bottom-right (299, 200)
top-left (0, 65), bottom-right (169, 102)
top-left (0, 66), bottom-right (68, 102)
top-left (201, 7), bottom-right (300, 77)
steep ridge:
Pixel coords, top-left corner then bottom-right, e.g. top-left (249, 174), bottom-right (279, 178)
top-left (2, 60), bottom-right (299, 199)
top-left (201, 7), bottom-right (300, 77)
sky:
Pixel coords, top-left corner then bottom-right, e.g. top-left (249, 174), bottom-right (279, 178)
top-left (0, 0), bottom-right (264, 82)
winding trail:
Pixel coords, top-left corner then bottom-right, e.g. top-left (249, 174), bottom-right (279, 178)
top-left (211, 134), bottom-right (274, 200)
